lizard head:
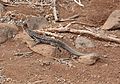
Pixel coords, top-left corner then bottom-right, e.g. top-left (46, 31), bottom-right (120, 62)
top-left (22, 21), bottom-right (29, 31)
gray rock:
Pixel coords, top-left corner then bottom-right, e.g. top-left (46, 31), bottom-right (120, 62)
top-left (26, 16), bottom-right (48, 30)
top-left (102, 10), bottom-right (120, 30)
top-left (0, 75), bottom-right (6, 84)
top-left (0, 69), bottom-right (6, 84)
top-left (0, 23), bottom-right (18, 44)
top-left (0, 3), bottom-right (5, 17)
top-left (0, 3), bottom-right (5, 12)
top-left (75, 36), bottom-right (95, 48)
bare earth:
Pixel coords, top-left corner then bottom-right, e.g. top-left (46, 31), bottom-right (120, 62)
top-left (0, 0), bottom-right (120, 84)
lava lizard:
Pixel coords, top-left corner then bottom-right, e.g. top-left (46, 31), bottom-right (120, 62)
top-left (23, 23), bottom-right (91, 57)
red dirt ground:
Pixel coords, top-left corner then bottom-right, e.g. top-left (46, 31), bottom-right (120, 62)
top-left (0, 0), bottom-right (120, 84)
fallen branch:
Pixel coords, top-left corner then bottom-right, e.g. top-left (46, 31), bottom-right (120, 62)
top-left (34, 30), bottom-right (63, 38)
top-left (59, 14), bottom-right (79, 22)
top-left (44, 28), bottom-right (120, 44)
top-left (14, 51), bottom-right (33, 57)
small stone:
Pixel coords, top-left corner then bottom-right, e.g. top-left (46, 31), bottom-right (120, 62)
top-left (75, 36), bottom-right (95, 48)
top-left (0, 75), bottom-right (6, 84)
top-left (103, 55), bottom-right (107, 58)
top-left (78, 53), bottom-right (99, 65)
top-left (102, 64), bottom-right (108, 67)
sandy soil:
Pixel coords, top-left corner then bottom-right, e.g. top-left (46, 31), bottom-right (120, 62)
top-left (0, 0), bottom-right (120, 84)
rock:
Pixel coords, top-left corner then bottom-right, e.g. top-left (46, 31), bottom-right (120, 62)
top-left (31, 44), bottom-right (57, 57)
top-left (102, 10), bottom-right (120, 30)
top-left (0, 23), bottom-right (18, 44)
top-left (0, 3), bottom-right (5, 12)
top-left (75, 36), bottom-right (95, 48)
top-left (26, 16), bottom-right (48, 30)
top-left (0, 75), bottom-right (6, 84)
top-left (0, 3), bottom-right (5, 17)
top-left (78, 53), bottom-right (99, 65)
top-left (0, 69), bottom-right (6, 84)
top-left (31, 44), bottom-right (70, 58)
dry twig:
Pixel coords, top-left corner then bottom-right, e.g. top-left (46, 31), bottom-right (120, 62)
top-left (34, 30), bottom-right (63, 38)
top-left (52, 0), bottom-right (59, 21)
top-left (74, 0), bottom-right (84, 7)
top-left (14, 51), bottom-right (33, 57)
top-left (44, 28), bottom-right (120, 44)
top-left (59, 14), bottom-right (79, 22)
